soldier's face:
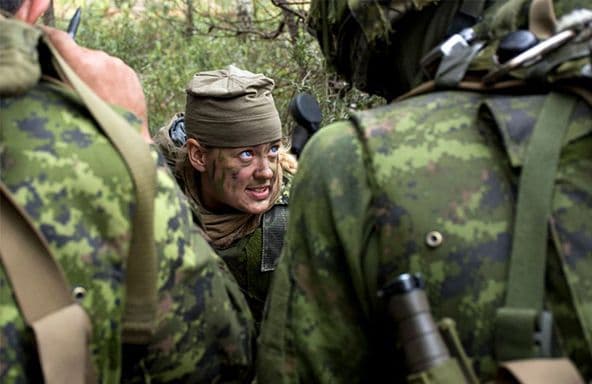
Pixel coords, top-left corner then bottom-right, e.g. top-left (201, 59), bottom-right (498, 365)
top-left (198, 140), bottom-right (281, 214)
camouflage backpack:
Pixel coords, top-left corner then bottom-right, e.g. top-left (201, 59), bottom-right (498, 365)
top-left (0, 16), bottom-right (158, 383)
top-left (308, 0), bottom-right (592, 382)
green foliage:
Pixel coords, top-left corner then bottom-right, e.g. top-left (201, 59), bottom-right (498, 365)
top-left (54, 1), bottom-right (384, 138)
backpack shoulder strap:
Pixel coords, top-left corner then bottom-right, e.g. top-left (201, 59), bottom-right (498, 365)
top-left (261, 205), bottom-right (288, 272)
top-left (494, 92), bottom-right (577, 361)
top-left (0, 182), bottom-right (96, 384)
top-left (261, 173), bottom-right (291, 272)
top-left (42, 36), bottom-right (158, 344)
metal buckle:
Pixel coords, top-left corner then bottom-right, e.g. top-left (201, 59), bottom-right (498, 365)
top-left (534, 310), bottom-right (553, 357)
top-left (420, 28), bottom-right (477, 77)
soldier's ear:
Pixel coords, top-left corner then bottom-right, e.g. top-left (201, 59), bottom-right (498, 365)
top-left (187, 138), bottom-right (208, 172)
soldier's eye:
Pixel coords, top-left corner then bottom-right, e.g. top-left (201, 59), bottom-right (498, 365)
top-left (239, 150), bottom-right (254, 160)
top-left (269, 145), bottom-right (279, 156)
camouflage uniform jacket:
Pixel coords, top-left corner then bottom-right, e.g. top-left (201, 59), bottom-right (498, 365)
top-left (0, 18), bottom-right (254, 383)
top-left (216, 173), bottom-right (292, 326)
top-left (257, 90), bottom-right (592, 382)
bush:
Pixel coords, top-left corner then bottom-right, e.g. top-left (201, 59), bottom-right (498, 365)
top-left (54, 1), bottom-right (384, 138)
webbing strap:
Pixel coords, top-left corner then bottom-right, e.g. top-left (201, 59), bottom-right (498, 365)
top-left (32, 305), bottom-right (95, 384)
top-left (459, 0), bottom-right (486, 20)
top-left (43, 38), bottom-right (158, 344)
top-left (434, 42), bottom-right (483, 88)
top-left (1, 183), bottom-right (71, 322)
top-left (0, 183), bottom-right (96, 383)
top-left (497, 358), bottom-right (585, 384)
top-left (506, 92), bottom-right (575, 307)
top-left (495, 92), bottom-right (577, 361)
top-left (446, 0), bottom-right (486, 37)
top-left (528, 0), bottom-right (556, 39)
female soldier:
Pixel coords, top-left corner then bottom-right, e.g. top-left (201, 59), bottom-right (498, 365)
top-left (154, 65), bottom-right (297, 326)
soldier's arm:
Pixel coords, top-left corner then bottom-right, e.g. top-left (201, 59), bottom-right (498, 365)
top-left (257, 121), bottom-right (375, 383)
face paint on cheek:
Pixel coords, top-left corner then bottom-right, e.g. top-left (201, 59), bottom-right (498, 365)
top-left (212, 162), bottom-right (227, 196)
top-left (216, 157), bottom-right (240, 195)
top-left (207, 158), bottom-right (225, 196)
top-left (207, 159), bottom-right (218, 184)
top-left (229, 168), bottom-right (242, 193)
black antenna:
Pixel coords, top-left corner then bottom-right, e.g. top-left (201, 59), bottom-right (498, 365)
top-left (67, 7), bottom-right (82, 39)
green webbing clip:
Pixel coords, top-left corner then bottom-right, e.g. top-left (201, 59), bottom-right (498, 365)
top-left (495, 308), bottom-right (553, 361)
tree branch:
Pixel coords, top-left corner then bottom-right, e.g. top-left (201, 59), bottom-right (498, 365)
top-left (270, 0), bottom-right (307, 21)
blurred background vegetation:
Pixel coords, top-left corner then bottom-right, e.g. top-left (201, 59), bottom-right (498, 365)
top-left (48, 0), bottom-right (385, 139)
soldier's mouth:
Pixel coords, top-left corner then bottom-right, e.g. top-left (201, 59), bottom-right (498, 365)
top-left (246, 185), bottom-right (271, 200)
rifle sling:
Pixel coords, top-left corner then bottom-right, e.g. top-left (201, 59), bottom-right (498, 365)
top-left (43, 37), bottom-right (158, 344)
top-left (497, 358), bottom-right (584, 384)
top-left (0, 183), bottom-right (96, 384)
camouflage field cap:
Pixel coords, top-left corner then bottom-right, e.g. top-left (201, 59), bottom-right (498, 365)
top-left (185, 64), bottom-right (282, 148)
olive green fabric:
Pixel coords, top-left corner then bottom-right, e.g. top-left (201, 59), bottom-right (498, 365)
top-left (0, 16), bottom-right (255, 383)
top-left (407, 359), bottom-right (467, 384)
top-left (0, 16), bottom-right (41, 95)
top-left (495, 92), bottom-right (577, 361)
top-left (185, 65), bottom-right (282, 147)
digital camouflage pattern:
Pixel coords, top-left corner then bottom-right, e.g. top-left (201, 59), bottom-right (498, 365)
top-left (260, 0), bottom-right (592, 382)
top-left (214, 173), bottom-right (291, 327)
top-left (0, 22), bottom-right (255, 382)
top-left (257, 90), bottom-right (592, 382)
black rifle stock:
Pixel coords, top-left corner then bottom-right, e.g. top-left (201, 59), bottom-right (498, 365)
top-left (288, 92), bottom-right (322, 158)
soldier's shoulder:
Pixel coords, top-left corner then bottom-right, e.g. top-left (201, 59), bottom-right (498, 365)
top-left (0, 16), bottom-right (43, 96)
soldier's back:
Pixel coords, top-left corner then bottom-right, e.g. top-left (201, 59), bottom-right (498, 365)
top-left (0, 17), bottom-right (254, 383)
top-left (258, 88), bottom-right (592, 382)
top-left (351, 89), bottom-right (592, 378)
